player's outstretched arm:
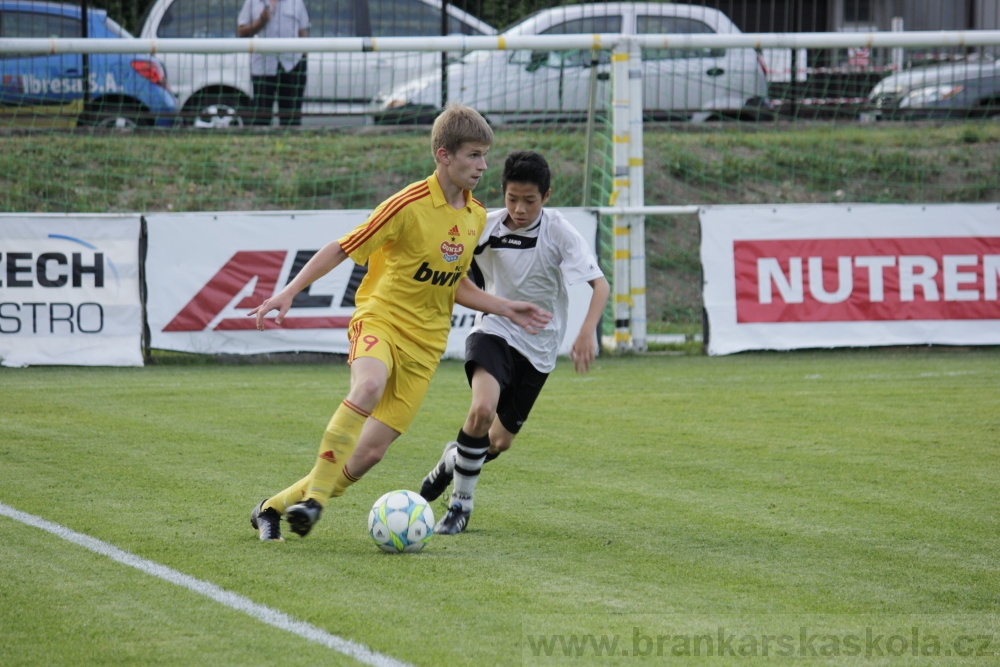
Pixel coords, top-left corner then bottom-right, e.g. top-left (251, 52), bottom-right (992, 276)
top-left (248, 240), bottom-right (349, 330)
top-left (569, 276), bottom-right (610, 374)
top-left (455, 277), bottom-right (552, 334)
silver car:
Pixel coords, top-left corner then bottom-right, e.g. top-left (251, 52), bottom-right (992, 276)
top-left (373, 2), bottom-right (770, 124)
top-left (865, 58), bottom-right (1000, 120)
top-left (139, 0), bottom-right (495, 127)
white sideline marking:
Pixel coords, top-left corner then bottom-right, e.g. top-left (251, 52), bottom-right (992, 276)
top-left (0, 502), bottom-right (410, 667)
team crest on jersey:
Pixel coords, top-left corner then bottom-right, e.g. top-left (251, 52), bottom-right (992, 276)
top-left (440, 241), bottom-right (465, 263)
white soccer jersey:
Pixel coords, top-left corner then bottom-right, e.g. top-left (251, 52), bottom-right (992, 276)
top-left (472, 208), bottom-right (604, 372)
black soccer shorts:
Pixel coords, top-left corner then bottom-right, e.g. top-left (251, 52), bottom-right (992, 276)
top-left (464, 332), bottom-right (548, 435)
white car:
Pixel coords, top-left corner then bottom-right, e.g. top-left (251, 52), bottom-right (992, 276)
top-left (139, 0), bottom-right (495, 127)
top-left (865, 58), bottom-right (1000, 120)
top-left (373, 2), bottom-right (770, 124)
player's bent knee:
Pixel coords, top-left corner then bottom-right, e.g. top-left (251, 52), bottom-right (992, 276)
top-left (350, 376), bottom-right (385, 406)
top-left (493, 439), bottom-right (513, 453)
top-left (467, 402), bottom-right (494, 432)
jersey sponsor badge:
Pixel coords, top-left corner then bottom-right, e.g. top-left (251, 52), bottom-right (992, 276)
top-left (440, 241), bottom-right (465, 263)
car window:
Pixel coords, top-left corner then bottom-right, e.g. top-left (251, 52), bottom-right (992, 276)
top-left (156, 0), bottom-right (242, 38)
top-left (544, 15), bottom-right (622, 35)
top-left (369, 0), bottom-right (481, 36)
top-left (104, 16), bottom-right (133, 38)
top-left (1, 10), bottom-right (81, 38)
top-left (309, 0), bottom-right (357, 38)
top-left (509, 15), bottom-right (622, 68)
top-left (637, 16), bottom-right (724, 60)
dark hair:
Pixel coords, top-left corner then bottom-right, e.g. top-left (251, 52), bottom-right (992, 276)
top-left (501, 151), bottom-right (551, 196)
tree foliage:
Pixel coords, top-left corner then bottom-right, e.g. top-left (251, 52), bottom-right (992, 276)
top-left (75, 0), bottom-right (149, 33)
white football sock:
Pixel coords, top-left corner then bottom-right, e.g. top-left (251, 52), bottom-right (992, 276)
top-left (451, 431), bottom-right (489, 511)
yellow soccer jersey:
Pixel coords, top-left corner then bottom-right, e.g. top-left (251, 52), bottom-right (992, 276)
top-left (338, 174), bottom-right (486, 358)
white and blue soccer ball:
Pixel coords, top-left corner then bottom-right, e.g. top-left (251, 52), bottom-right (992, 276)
top-left (368, 490), bottom-right (435, 553)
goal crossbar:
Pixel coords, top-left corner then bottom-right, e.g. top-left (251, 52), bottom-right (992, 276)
top-left (4, 30), bottom-right (1000, 55)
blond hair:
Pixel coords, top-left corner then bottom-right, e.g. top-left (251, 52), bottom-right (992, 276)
top-left (431, 103), bottom-right (493, 157)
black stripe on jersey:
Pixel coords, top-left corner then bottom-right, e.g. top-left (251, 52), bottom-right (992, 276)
top-left (486, 234), bottom-right (538, 250)
top-left (469, 258), bottom-right (486, 289)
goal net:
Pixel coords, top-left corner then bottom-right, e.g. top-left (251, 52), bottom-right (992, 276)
top-left (2, 0), bottom-right (999, 343)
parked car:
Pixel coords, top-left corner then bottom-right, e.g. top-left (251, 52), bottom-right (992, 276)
top-left (864, 58), bottom-right (1000, 120)
top-left (0, 0), bottom-right (178, 128)
top-left (372, 2), bottom-right (770, 125)
top-left (139, 0), bottom-right (495, 127)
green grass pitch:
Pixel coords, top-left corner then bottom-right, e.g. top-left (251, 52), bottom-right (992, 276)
top-left (1, 349), bottom-right (998, 666)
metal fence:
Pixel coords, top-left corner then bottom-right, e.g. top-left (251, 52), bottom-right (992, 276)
top-left (3, 1), bottom-right (1000, 339)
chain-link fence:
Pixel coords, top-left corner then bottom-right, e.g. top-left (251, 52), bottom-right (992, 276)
top-left (2, 0), bottom-right (999, 335)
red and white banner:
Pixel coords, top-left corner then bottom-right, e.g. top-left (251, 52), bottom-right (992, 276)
top-left (146, 209), bottom-right (598, 358)
top-left (700, 204), bottom-right (1000, 355)
top-left (0, 214), bottom-right (143, 367)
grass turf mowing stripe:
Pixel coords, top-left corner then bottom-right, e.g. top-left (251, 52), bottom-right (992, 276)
top-left (0, 501), bottom-right (410, 667)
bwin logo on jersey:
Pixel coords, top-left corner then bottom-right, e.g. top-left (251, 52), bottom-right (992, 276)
top-left (440, 241), bottom-right (464, 263)
top-left (413, 262), bottom-right (464, 287)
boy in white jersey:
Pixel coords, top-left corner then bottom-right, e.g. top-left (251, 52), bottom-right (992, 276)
top-left (420, 150), bottom-right (610, 534)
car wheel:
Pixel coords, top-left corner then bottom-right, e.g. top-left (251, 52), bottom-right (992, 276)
top-left (740, 97), bottom-right (776, 122)
top-left (189, 94), bottom-right (246, 129)
top-left (79, 101), bottom-right (142, 129)
top-left (980, 98), bottom-right (1000, 120)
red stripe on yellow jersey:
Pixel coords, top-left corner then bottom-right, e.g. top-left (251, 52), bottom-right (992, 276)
top-left (340, 181), bottom-right (430, 254)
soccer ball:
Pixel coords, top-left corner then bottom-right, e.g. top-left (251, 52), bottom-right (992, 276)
top-left (368, 490), bottom-right (435, 553)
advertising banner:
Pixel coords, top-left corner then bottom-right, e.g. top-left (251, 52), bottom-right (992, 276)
top-left (146, 209), bottom-right (599, 358)
top-left (0, 214), bottom-right (143, 367)
top-left (700, 203), bottom-right (1000, 355)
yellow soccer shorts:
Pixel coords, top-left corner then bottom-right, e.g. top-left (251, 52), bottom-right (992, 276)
top-left (348, 317), bottom-right (439, 435)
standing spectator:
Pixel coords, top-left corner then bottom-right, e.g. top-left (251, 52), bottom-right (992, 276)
top-left (237, 0), bottom-right (309, 126)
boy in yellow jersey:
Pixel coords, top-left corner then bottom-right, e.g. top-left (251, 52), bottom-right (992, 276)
top-left (247, 103), bottom-right (552, 541)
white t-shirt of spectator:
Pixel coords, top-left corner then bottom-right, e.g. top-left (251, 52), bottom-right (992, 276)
top-left (471, 207), bottom-right (605, 373)
top-left (238, 0), bottom-right (309, 76)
